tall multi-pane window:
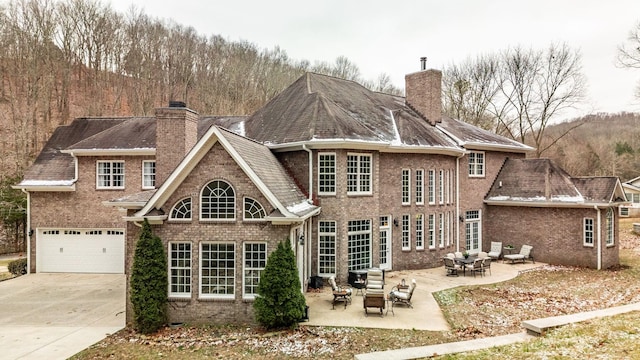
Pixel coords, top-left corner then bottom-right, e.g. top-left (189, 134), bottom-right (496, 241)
top-left (428, 170), bottom-right (435, 204)
top-left (468, 152), bottom-right (485, 177)
top-left (428, 214), bottom-right (435, 249)
top-left (445, 170), bottom-right (450, 204)
top-left (96, 161), bottom-right (125, 189)
top-left (347, 154), bottom-right (372, 195)
top-left (318, 221), bottom-right (337, 275)
top-left (201, 180), bottom-right (235, 220)
top-left (348, 219), bottom-right (371, 270)
top-left (416, 214), bottom-right (424, 250)
top-left (606, 208), bottom-right (614, 246)
top-left (584, 218), bottom-right (594, 246)
top-left (169, 242), bottom-right (191, 298)
top-left (439, 213), bottom-right (444, 247)
top-left (438, 170), bottom-right (444, 204)
top-left (466, 210), bottom-right (481, 253)
top-left (416, 169), bottom-right (424, 205)
top-left (402, 214), bottom-right (410, 250)
top-left (142, 160), bottom-right (156, 189)
top-left (402, 169), bottom-right (410, 205)
top-left (243, 243), bottom-right (267, 299)
top-left (200, 243), bottom-right (235, 298)
top-left (318, 153), bottom-right (336, 195)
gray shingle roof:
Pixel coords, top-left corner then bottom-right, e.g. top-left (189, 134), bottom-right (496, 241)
top-left (438, 116), bottom-right (534, 152)
top-left (68, 117), bottom-right (155, 150)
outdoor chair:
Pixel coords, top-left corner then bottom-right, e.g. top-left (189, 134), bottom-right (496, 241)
top-left (478, 251), bottom-right (489, 259)
top-left (363, 288), bottom-right (385, 315)
top-left (504, 245), bottom-right (534, 264)
top-left (446, 253), bottom-right (455, 259)
top-left (482, 256), bottom-right (492, 275)
top-left (443, 257), bottom-right (461, 276)
top-left (366, 268), bottom-right (384, 290)
top-left (465, 258), bottom-right (484, 277)
top-left (390, 279), bottom-right (417, 308)
top-left (328, 276), bottom-right (352, 309)
top-left (454, 251), bottom-right (463, 258)
top-left (488, 241), bottom-right (502, 260)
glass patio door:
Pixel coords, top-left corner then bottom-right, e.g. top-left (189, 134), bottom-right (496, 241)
top-left (465, 210), bottom-right (481, 253)
top-left (379, 216), bottom-right (391, 270)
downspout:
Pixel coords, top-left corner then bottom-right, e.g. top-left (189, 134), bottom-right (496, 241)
top-left (302, 144), bottom-right (313, 287)
top-left (595, 205), bottom-right (602, 270)
top-left (302, 144), bottom-right (313, 202)
top-left (21, 189), bottom-right (31, 274)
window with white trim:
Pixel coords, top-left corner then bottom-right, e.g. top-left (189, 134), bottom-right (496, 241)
top-left (402, 169), bottom-right (410, 205)
top-left (606, 208), bottom-right (614, 246)
top-left (468, 151), bottom-right (485, 177)
top-left (416, 213), bottom-right (424, 250)
top-left (142, 160), bottom-right (156, 189)
top-left (169, 242), bottom-right (191, 298)
top-left (620, 207), bottom-right (630, 217)
top-left (348, 219), bottom-right (371, 270)
top-left (438, 170), bottom-right (444, 204)
top-left (584, 218), bottom-right (594, 246)
top-left (428, 170), bottom-right (435, 205)
top-left (428, 214), bottom-right (435, 249)
top-left (447, 211), bottom-right (453, 246)
top-left (445, 170), bottom-right (451, 204)
top-left (347, 153), bottom-right (372, 195)
top-left (243, 242), bottom-right (266, 299)
top-left (416, 169), bottom-right (424, 205)
top-left (243, 197), bottom-right (266, 221)
top-left (201, 180), bottom-right (235, 220)
top-left (439, 213), bottom-right (444, 247)
top-left (318, 153), bottom-right (336, 195)
top-left (97, 161), bottom-right (125, 189)
top-left (170, 198), bottom-right (192, 221)
top-left (200, 242), bottom-right (235, 299)
top-left (318, 221), bottom-right (336, 276)
top-left (402, 214), bottom-right (410, 250)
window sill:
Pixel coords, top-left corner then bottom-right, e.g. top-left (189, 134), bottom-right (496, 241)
top-left (168, 296), bottom-right (191, 302)
top-left (198, 297), bottom-right (235, 302)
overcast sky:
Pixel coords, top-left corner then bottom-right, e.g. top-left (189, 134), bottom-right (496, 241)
top-left (109, 0), bottom-right (640, 121)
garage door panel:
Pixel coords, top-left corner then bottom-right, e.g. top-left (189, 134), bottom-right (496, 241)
top-left (37, 229), bottom-right (125, 274)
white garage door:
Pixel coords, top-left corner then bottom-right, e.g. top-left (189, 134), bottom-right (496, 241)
top-left (37, 228), bottom-right (125, 273)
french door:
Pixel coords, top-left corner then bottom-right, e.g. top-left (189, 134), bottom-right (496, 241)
top-left (465, 210), bottom-right (481, 253)
top-left (379, 216), bottom-right (391, 270)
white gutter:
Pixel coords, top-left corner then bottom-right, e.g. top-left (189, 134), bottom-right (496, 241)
top-left (595, 205), bottom-right (602, 270)
top-left (21, 189), bottom-right (31, 274)
top-left (302, 144), bottom-right (313, 202)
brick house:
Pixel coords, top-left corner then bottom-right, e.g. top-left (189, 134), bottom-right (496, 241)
top-left (15, 62), bottom-right (626, 325)
top-left (621, 176), bottom-right (640, 217)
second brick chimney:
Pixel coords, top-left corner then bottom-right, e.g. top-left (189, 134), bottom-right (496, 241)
top-left (405, 57), bottom-right (442, 126)
top-left (155, 101), bottom-right (198, 186)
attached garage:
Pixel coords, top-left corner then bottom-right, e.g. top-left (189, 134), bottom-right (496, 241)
top-left (36, 228), bottom-right (125, 273)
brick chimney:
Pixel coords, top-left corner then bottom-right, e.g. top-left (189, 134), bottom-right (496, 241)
top-left (405, 57), bottom-right (442, 126)
top-left (155, 101), bottom-right (198, 186)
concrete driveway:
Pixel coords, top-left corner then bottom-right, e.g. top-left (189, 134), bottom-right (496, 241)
top-left (0, 273), bottom-right (125, 360)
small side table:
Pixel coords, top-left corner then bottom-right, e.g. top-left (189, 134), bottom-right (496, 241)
top-left (353, 280), bottom-right (366, 296)
top-left (503, 247), bottom-right (515, 262)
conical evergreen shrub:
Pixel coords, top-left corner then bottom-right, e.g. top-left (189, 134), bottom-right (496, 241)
top-left (253, 240), bottom-right (306, 329)
top-left (131, 219), bottom-right (168, 334)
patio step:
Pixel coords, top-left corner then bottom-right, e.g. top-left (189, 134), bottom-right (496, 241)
top-left (522, 302), bottom-right (640, 335)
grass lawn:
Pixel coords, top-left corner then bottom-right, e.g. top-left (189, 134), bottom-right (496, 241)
top-left (71, 218), bottom-right (640, 359)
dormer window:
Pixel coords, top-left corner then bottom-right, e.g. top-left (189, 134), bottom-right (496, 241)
top-left (96, 161), bottom-right (125, 189)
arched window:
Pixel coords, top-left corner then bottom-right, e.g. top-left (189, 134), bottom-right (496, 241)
top-left (243, 197), bottom-right (266, 221)
top-left (201, 180), bottom-right (235, 220)
top-left (170, 197), bottom-right (192, 221)
top-left (606, 208), bottom-right (614, 246)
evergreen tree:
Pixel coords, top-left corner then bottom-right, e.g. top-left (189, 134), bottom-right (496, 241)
top-left (130, 219), bottom-right (168, 334)
top-left (253, 240), bottom-right (306, 329)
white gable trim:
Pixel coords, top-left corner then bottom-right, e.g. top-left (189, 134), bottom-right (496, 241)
top-left (61, 148), bottom-right (155, 156)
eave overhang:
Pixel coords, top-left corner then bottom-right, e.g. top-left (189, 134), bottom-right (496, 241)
top-left (484, 200), bottom-right (626, 208)
top-left (61, 148), bottom-right (155, 156)
top-left (266, 140), bottom-right (464, 156)
top-left (12, 184), bottom-right (76, 192)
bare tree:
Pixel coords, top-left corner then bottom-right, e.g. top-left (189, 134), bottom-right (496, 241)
top-left (617, 21), bottom-right (640, 99)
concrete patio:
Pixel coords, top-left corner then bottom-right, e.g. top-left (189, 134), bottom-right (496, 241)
top-left (303, 260), bottom-right (542, 331)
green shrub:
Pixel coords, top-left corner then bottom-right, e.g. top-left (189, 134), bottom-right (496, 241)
top-left (253, 240), bottom-right (306, 329)
top-left (8, 258), bottom-right (27, 276)
top-left (130, 219), bottom-right (168, 334)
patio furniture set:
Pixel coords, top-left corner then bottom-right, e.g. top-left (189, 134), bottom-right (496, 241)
top-left (443, 242), bottom-right (534, 277)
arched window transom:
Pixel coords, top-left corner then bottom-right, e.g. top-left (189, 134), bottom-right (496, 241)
top-left (201, 180), bottom-right (236, 220)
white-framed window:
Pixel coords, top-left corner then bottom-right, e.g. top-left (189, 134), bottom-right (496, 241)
top-left (620, 207), bottom-right (630, 217)
top-left (584, 218), bottom-right (594, 246)
top-left (402, 169), bottom-right (411, 205)
top-left (243, 197), bottom-right (266, 221)
top-left (428, 214), bottom-right (435, 249)
top-left (348, 219), bottom-right (371, 270)
top-left (243, 242), bottom-right (267, 299)
top-left (465, 210), bottom-right (481, 253)
top-left (416, 214), bottom-right (424, 250)
top-left (447, 211), bottom-right (453, 246)
top-left (416, 169), bottom-right (424, 205)
top-left (169, 197), bottom-right (192, 221)
top-left (428, 170), bottom-right (435, 205)
top-left (468, 151), bottom-right (485, 177)
top-left (438, 170), bottom-right (444, 204)
top-left (445, 170), bottom-right (451, 204)
top-left (96, 161), bottom-right (125, 189)
top-left (347, 153), bottom-right (372, 195)
top-left (438, 213), bottom-right (444, 248)
top-left (142, 160), bottom-right (156, 189)
top-left (200, 242), bottom-right (235, 299)
top-left (401, 214), bottom-right (410, 250)
top-left (318, 221), bottom-right (337, 276)
top-left (169, 242), bottom-right (191, 298)
top-left (606, 208), bottom-right (614, 246)
top-left (318, 153), bottom-right (336, 195)
top-left (201, 180), bottom-right (236, 220)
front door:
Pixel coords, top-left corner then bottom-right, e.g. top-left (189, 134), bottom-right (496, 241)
top-left (465, 210), bottom-right (481, 254)
top-left (379, 216), bottom-right (391, 270)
